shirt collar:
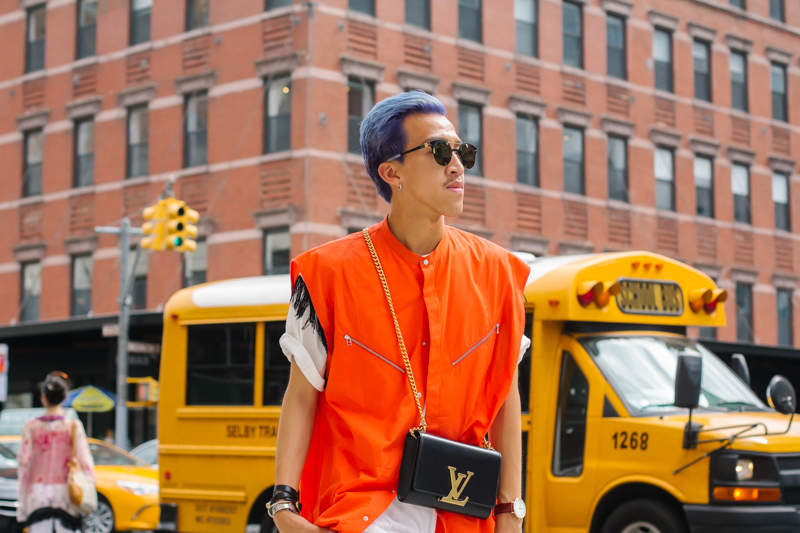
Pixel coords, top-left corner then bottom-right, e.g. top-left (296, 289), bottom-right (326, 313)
top-left (376, 217), bottom-right (450, 267)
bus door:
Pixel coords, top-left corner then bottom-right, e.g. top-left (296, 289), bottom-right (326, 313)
top-left (544, 337), bottom-right (602, 529)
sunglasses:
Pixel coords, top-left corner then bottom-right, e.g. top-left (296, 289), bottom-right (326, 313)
top-left (386, 140), bottom-right (478, 169)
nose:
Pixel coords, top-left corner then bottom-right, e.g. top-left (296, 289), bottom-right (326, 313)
top-left (448, 148), bottom-right (465, 174)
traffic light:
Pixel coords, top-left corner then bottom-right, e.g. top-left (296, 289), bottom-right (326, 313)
top-left (140, 200), bottom-right (166, 251)
top-left (164, 198), bottom-right (200, 253)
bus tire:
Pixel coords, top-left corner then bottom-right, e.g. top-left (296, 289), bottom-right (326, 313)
top-left (260, 512), bottom-right (279, 533)
top-left (600, 499), bottom-right (687, 533)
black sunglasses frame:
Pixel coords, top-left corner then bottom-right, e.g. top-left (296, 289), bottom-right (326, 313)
top-left (385, 140), bottom-right (477, 169)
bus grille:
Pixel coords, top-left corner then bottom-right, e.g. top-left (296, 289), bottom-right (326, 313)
top-left (777, 456), bottom-right (800, 472)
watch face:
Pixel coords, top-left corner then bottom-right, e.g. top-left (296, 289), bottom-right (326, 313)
top-left (513, 498), bottom-right (527, 519)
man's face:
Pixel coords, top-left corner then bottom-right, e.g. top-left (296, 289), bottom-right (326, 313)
top-left (392, 113), bottom-right (465, 217)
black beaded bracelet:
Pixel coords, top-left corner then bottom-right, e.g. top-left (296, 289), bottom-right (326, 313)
top-left (273, 485), bottom-right (299, 499)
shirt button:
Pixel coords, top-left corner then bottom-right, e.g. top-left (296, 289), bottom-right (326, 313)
top-left (364, 516), bottom-right (369, 521)
top-left (423, 259), bottom-right (429, 265)
top-left (422, 342), bottom-right (427, 346)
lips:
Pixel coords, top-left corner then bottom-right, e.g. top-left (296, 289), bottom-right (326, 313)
top-left (446, 182), bottom-right (464, 192)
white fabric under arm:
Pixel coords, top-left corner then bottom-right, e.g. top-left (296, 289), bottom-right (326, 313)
top-left (280, 297), bottom-right (328, 392)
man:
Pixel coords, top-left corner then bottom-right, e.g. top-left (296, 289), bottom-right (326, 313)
top-left (272, 91), bottom-right (530, 533)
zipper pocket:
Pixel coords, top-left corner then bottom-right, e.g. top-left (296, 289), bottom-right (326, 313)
top-left (344, 335), bottom-right (405, 373)
top-left (452, 324), bottom-right (500, 366)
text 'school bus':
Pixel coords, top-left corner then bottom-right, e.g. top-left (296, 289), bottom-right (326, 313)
top-left (157, 251), bottom-right (800, 533)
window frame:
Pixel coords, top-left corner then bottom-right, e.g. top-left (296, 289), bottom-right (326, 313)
top-left (186, 0), bottom-right (209, 31)
top-left (694, 155), bottom-right (714, 218)
top-left (607, 135), bottom-right (628, 202)
top-left (730, 0), bottom-right (745, 7)
top-left (653, 28), bottom-right (673, 93)
top-left (770, 0), bottom-right (785, 22)
top-left (563, 126), bottom-right (584, 195)
top-left (184, 91), bottom-right (208, 168)
top-left (736, 283), bottom-right (753, 343)
top-left (73, 119), bottom-right (95, 188)
top-left (266, 0), bottom-right (293, 10)
top-left (23, 129), bottom-right (43, 198)
top-left (693, 39), bottom-right (712, 103)
top-left (263, 227), bottom-right (291, 276)
top-left (26, 6), bottom-right (46, 73)
top-left (347, 77), bottom-right (375, 155)
top-left (773, 171), bottom-right (791, 231)
top-left (76, 0), bottom-right (97, 60)
top-left (263, 75), bottom-right (292, 155)
top-left (458, 0), bottom-right (482, 43)
top-left (516, 114), bottom-right (539, 187)
top-left (183, 239), bottom-right (208, 288)
top-left (70, 254), bottom-right (93, 317)
top-left (552, 350), bottom-right (589, 477)
top-left (349, 0), bottom-right (376, 16)
top-left (459, 102), bottom-right (483, 176)
top-left (127, 105), bottom-right (149, 179)
top-left (654, 146), bottom-right (675, 211)
top-left (778, 289), bottom-right (793, 347)
top-left (515, 0), bottom-right (537, 57)
top-left (20, 261), bottom-right (42, 323)
top-left (406, 0), bottom-right (431, 30)
top-left (732, 163), bottom-right (751, 224)
top-left (606, 14), bottom-right (626, 80)
top-left (562, 1), bottom-right (583, 69)
top-left (729, 51), bottom-right (748, 112)
top-left (771, 62), bottom-right (788, 122)
top-left (130, 0), bottom-right (152, 46)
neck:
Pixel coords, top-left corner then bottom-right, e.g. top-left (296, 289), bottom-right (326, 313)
top-left (387, 202), bottom-right (445, 256)
top-left (45, 405), bottom-right (63, 416)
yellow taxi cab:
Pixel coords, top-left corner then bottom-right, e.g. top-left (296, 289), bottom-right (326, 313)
top-left (156, 250), bottom-right (800, 533)
top-left (0, 435), bottom-right (159, 533)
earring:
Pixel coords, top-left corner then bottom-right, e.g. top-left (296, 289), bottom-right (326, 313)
top-left (399, 184), bottom-right (402, 190)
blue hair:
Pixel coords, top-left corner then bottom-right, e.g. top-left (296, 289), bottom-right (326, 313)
top-left (359, 90), bottom-right (447, 203)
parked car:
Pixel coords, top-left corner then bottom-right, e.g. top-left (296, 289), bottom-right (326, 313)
top-left (0, 436), bottom-right (159, 533)
top-left (129, 439), bottom-right (158, 467)
top-left (0, 444), bottom-right (18, 532)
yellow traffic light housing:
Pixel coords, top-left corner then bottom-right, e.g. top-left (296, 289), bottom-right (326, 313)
top-left (140, 200), bottom-right (166, 250)
top-left (163, 198), bottom-right (200, 252)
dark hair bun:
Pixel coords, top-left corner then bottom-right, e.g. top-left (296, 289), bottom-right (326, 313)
top-left (42, 373), bottom-right (68, 405)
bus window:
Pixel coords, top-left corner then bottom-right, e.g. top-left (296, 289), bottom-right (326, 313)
top-left (186, 323), bottom-right (256, 405)
top-left (519, 312), bottom-right (533, 413)
top-left (264, 321), bottom-right (290, 405)
top-left (553, 351), bottom-right (589, 477)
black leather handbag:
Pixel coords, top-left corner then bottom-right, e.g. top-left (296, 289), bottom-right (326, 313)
top-left (363, 230), bottom-right (502, 520)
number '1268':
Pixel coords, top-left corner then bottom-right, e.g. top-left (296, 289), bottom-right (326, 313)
top-left (612, 431), bottom-right (648, 450)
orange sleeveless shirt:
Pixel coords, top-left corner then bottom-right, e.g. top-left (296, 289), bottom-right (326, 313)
top-left (290, 218), bottom-right (529, 533)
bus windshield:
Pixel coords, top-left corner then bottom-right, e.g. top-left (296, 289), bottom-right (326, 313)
top-left (582, 335), bottom-right (767, 416)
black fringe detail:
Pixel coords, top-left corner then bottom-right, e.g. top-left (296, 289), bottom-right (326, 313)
top-left (291, 275), bottom-right (329, 354)
top-left (18, 507), bottom-right (82, 532)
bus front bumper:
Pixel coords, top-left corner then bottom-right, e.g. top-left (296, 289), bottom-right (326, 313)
top-left (684, 504), bottom-right (800, 533)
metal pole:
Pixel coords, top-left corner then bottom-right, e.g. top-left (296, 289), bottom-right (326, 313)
top-left (116, 218), bottom-right (131, 450)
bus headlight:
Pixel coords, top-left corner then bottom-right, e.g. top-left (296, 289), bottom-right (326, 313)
top-left (736, 458), bottom-right (754, 481)
top-left (117, 480), bottom-right (159, 496)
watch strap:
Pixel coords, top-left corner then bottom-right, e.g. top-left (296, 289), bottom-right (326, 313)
top-left (494, 502), bottom-right (514, 515)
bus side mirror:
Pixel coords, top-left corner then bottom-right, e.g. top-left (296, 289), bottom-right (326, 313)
top-left (730, 353), bottom-right (751, 388)
top-left (767, 375), bottom-right (796, 415)
top-left (675, 354), bottom-right (702, 409)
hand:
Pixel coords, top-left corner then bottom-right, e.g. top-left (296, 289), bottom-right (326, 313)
top-left (494, 513), bottom-right (523, 533)
top-left (273, 509), bottom-right (331, 533)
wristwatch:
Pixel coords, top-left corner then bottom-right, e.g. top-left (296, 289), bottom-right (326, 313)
top-left (495, 498), bottom-right (526, 519)
top-left (267, 500), bottom-right (299, 518)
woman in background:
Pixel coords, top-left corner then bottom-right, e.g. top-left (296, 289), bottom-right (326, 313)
top-left (17, 372), bottom-right (96, 532)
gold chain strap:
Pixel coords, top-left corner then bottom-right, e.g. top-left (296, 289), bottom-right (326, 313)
top-left (362, 229), bottom-right (427, 436)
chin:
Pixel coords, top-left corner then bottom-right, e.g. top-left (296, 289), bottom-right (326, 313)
top-left (439, 202), bottom-right (464, 218)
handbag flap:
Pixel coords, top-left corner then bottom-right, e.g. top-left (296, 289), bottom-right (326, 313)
top-left (411, 433), bottom-right (501, 510)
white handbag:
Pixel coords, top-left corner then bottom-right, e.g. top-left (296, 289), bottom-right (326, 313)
top-left (69, 421), bottom-right (98, 515)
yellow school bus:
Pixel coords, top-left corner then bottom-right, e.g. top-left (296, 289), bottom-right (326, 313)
top-left (158, 250), bottom-right (800, 533)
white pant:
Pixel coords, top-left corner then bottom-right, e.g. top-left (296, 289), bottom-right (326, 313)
top-left (364, 499), bottom-right (437, 533)
top-left (28, 518), bottom-right (80, 533)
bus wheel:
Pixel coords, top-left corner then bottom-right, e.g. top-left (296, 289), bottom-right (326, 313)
top-left (260, 512), bottom-right (279, 533)
top-left (600, 499), bottom-right (686, 533)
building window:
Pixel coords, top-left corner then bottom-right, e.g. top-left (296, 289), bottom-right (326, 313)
top-left (186, 323), bottom-right (256, 405)
top-left (183, 239), bottom-right (207, 287)
top-left (347, 77), bottom-right (374, 155)
top-left (131, 249), bottom-right (148, 310)
top-left (459, 0), bottom-right (482, 42)
top-left (693, 40), bottom-right (711, 102)
top-left (553, 351), bottom-right (588, 477)
top-left (263, 321), bottom-right (291, 405)
top-left (732, 163), bottom-right (750, 224)
top-left (655, 147), bottom-right (674, 211)
top-left (771, 63), bottom-right (788, 122)
top-left (71, 255), bottom-right (92, 317)
top-left (730, 0), bottom-right (745, 8)
top-left (406, 0), bottom-right (430, 29)
top-left (606, 15), bottom-right (626, 80)
top-left (774, 172), bottom-right (790, 231)
top-left (563, 2), bottom-right (582, 68)
top-left (127, 105), bottom-right (148, 178)
top-left (74, 119), bottom-right (94, 188)
top-left (20, 261), bottom-right (41, 323)
top-left (736, 283), bottom-right (753, 343)
top-left (130, 0), bottom-right (152, 45)
top-left (563, 127), bottom-right (584, 195)
top-left (26, 6), bottom-right (46, 73)
top-left (266, 0), bottom-right (292, 9)
top-left (23, 129), bottom-right (43, 197)
top-left (730, 52), bottom-right (748, 112)
top-left (778, 289), bottom-right (793, 346)
top-left (770, 0), bottom-right (785, 21)
top-left (185, 92), bottom-right (208, 168)
top-left (654, 29), bottom-right (673, 93)
top-left (349, 0), bottom-right (375, 16)
top-left (459, 103), bottom-right (483, 176)
top-left (694, 156), bottom-right (714, 218)
top-left (264, 228), bottom-right (290, 275)
top-left (77, 0), bottom-right (97, 59)
top-left (607, 136), bottom-right (628, 202)
top-left (186, 0), bottom-right (209, 31)
top-left (516, 115), bottom-right (538, 186)
top-left (264, 75), bottom-right (291, 154)
top-left (515, 0), bottom-right (537, 57)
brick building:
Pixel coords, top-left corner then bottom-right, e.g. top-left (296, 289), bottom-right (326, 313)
top-left (1, 0), bottom-right (800, 431)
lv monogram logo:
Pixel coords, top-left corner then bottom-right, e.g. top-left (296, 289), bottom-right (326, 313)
top-left (437, 466), bottom-right (474, 507)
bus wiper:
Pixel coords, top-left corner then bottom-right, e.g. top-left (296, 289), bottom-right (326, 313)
top-left (715, 401), bottom-right (766, 411)
top-left (641, 403), bottom-right (726, 412)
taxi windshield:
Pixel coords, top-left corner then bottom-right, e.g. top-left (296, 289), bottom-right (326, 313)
top-left (582, 335), bottom-right (767, 416)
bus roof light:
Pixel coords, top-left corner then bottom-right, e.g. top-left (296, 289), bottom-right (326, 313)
top-left (631, 261), bottom-right (640, 269)
top-left (643, 262), bottom-right (652, 269)
top-left (655, 263), bottom-right (664, 271)
top-left (689, 288), bottom-right (713, 313)
top-left (704, 289), bottom-right (728, 313)
top-left (548, 299), bottom-right (560, 307)
top-left (577, 281), bottom-right (602, 307)
top-left (595, 282), bottom-right (621, 308)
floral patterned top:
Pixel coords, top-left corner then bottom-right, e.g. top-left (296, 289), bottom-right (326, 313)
top-left (17, 415), bottom-right (96, 523)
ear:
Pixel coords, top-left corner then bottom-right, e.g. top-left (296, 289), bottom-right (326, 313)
top-left (377, 161), bottom-right (401, 190)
